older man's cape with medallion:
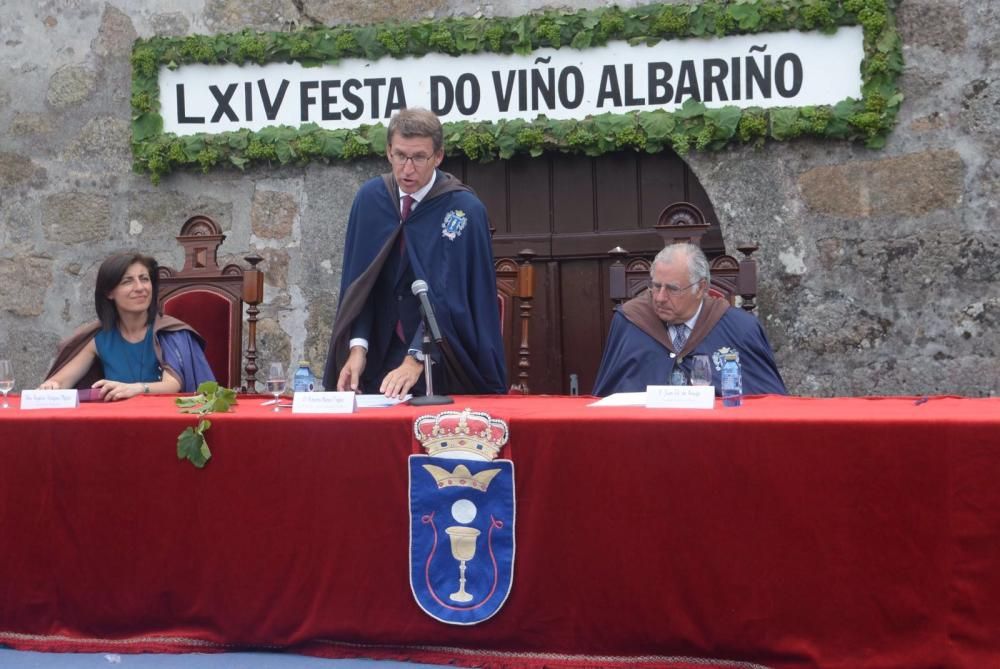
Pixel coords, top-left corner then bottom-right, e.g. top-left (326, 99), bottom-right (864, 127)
top-left (593, 294), bottom-right (786, 396)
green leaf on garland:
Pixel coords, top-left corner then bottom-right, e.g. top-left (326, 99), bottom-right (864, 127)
top-left (675, 97), bottom-right (708, 119)
top-left (594, 112), bottom-right (632, 136)
top-left (704, 106), bottom-right (742, 138)
top-left (132, 113), bottom-right (163, 141)
top-left (638, 110), bottom-right (677, 141)
top-left (228, 132), bottom-right (250, 150)
top-left (354, 27), bottom-right (381, 57)
top-left (368, 125), bottom-right (388, 155)
top-left (728, 3), bottom-right (761, 30)
top-left (321, 133), bottom-right (345, 157)
top-left (275, 141), bottom-right (293, 164)
top-left (495, 125), bottom-right (519, 159)
top-left (570, 30), bottom-right (593, 49)
top-left (770, 107), bottom-right (802, 140)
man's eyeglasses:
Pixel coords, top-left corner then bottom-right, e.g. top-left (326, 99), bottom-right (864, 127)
top-left (649, 280), bottom-right (701, 297)
top-left (389, 151), bottom-right (433, 167)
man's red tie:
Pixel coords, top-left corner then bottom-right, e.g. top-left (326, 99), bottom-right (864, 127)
top-left (395, 195), bottom-right (416, 343)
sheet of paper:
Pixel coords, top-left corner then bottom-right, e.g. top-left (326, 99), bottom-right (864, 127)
top-left (588, 392), bottom-right (647, 407)
top-left (356, 394), bottom-right (412, 408)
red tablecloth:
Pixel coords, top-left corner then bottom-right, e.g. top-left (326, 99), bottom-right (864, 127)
top-left (1, 395), bottom-right (999, 668)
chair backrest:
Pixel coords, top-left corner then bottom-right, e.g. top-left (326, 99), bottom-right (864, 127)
top-left (157, 215), bottom-right (264, 391)
top-left (609, 202), bottom-right (759, 311)
top-left (495, 250), bottom-right (536, 394)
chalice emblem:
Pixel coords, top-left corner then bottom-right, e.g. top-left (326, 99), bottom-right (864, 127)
top-left (444, 526), bottom-right (481, 602)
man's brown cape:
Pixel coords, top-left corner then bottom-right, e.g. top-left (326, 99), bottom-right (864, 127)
top-left (44, 315), bottom-right (198, 389)
top-left (620, 292), bottom-right (730, 359)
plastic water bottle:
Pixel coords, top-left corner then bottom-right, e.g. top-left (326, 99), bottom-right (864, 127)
top-left (720, 352), bottom-right (742, 407)
top-left (292, 361), bottom-right (315, 393)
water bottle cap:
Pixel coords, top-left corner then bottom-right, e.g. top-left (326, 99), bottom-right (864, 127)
top-left (298, 360), bottom-right (310, 367)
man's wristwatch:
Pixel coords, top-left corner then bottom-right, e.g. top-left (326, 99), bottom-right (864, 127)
top-left (407, 348), bottom-right (425, 362)
top-left (142, 383), bottom-right (150, 394)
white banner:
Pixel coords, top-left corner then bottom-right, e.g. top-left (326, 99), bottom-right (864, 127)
top-left (160, 27), bottom-right (863, 136)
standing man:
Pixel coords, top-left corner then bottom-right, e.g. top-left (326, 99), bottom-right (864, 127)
top-left (323, 108), bottom-right (507, 398)
top-left (593, 242), bottom-right (786, 396)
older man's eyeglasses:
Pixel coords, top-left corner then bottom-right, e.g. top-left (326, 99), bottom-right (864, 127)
top-left (389, 151), bottom-right (433, 167)
top-left (650, 280), bottom-right (701, 297)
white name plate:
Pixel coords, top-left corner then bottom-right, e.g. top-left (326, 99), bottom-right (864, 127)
top-left (645, 385), bottom-right (715, 410)
top-left (292, 391), bottom-right (357, 414)
top-left (20, 389), bottom-right (80, 410)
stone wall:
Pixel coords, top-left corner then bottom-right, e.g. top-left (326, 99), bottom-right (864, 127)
top-left (0, 0), bottom-right (997, 396)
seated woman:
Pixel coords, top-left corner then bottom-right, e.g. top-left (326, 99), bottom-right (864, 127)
top-left (40, 252), bottom-right (215, 400)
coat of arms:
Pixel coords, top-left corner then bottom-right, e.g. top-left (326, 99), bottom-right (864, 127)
top-left (409, 408), bottom-right (514, 624)
top-left (441, 209), bottom-right (468, 241)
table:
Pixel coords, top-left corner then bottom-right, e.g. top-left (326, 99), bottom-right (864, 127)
top-left (1, 395), bottom-right (999, 668)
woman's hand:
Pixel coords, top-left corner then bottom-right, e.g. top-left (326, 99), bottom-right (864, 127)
top-left (92, 379), bottom-right (143, 402)
top-left (39, 380), bottom-right (61, 390)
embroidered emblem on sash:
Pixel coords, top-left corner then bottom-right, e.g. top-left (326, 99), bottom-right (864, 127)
top-left (441, 210), bottom-right (468, 241)
top-left (409, 408), bottom-right (514, 625)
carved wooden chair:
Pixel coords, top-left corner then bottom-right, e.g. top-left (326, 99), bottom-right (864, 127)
top-left (609, 202), bottom-right (759, 311)
top-left (495, 250), bottom-right (536, 394)
top-left (157, 215), bottom-right (264, 392)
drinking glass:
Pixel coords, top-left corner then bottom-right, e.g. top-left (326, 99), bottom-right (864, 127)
top-left (266, 362), bottom-right (287, 412)
top-left (0, 360), bottom-right (13, 409)
top-left (690, 355), bottom-right (713, 387)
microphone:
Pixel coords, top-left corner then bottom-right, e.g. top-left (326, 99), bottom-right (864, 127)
top-left (411, 280), bottom-right (443, 343)
top-left (408, 279), bottom-right (454, 406)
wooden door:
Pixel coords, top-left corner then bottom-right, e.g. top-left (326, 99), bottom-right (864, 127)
top-left (443, 150), bottom-right (723, 395)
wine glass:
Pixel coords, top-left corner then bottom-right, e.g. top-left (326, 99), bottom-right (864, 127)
top-left (0, 360), bottom-right (14, 409)
top-left (690, 355), bottom-right (713, 387)
top-left (266, 362), bottom-right (287, 412)
top-left (0, 360), bottom-right (13, 409)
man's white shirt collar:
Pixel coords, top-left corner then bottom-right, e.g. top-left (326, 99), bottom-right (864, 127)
top-left (669, 300), bottom-right (704, 338)
top-left (398, 170), bottom-right (436, 208)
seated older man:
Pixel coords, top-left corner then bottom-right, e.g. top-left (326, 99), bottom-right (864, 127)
top-left (593, 242), bottom-right (786, 396)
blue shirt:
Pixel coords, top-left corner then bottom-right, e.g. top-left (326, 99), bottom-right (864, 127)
top-left (94, 327), bottom-right (161, 383)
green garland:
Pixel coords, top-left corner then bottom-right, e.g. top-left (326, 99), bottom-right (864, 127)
top-left (131, 0), bottom-right (901, 182)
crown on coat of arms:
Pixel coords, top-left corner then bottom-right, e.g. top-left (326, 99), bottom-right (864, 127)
top-left (420, 463), bottom-right (502, 491)
top-left (413, 408), bottom-right (509, 462)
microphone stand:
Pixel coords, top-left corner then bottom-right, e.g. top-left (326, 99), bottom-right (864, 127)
top-left (408, 306), bottom-right (454, 406)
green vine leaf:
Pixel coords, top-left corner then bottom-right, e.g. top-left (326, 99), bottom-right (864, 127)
top-left (728, 3), bottom-right (761, 30)
top-left (770, 107), bottom-right (804, 140)
top-left (177, 422), bottom-right (211, 469)
top-left (675, 98), bottom-right (708, 120)
top-left (638, 110), bottom-right (677, 144)
top-left (174, 383), bottom-right (237, 468)
top-left (132, 113), bottom-right (163, 141)
top-left (704, 106), bottom-right (742, 137)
